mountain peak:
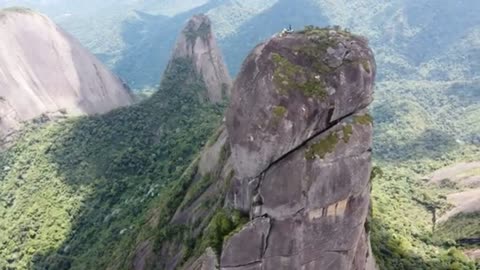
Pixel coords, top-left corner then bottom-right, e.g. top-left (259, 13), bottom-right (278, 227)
top-left (0, 10), bottom-right (133, 141)
top-left (221, 26), bottom-right (376, 270)
top-left (0, 7), bottom-right (33, 16)
top-left (168, 14), bottom-right (232, 104)
top-left (183, 14), bottom-right (212, 43)
top-left (228, 26), bottom-right (375, 179)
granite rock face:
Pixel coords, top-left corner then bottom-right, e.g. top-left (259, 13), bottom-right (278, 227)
top-left (227, 28), bottom-right (375, 179)
top-left (184, 248), bottom-right (219, 270)
top-left (0, 8), bottom-right (133, 141)
top-left (223, 27), bottom-right (377, 270)
top-left (168, 14), bottom-right (232, 104)
top-left (137, 26), bottom-right (376, 270)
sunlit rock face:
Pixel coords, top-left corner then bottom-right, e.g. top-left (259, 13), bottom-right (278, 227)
top-left (223, 27), bottom-right (377, 270)
top-left (168, 14), bottom-right (232, 104)
top-left (0, 8), bottom-right (132, 140)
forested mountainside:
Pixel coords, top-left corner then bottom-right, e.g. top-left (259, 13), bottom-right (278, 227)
top-left (0, 15), bottom-right (225, 269)
top-left (0, 1), bottom-right (479, 270)
top-left (0, 8), bottom-right (132, 141)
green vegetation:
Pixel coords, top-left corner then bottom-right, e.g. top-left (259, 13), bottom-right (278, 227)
top-left (149, 133), bottom-right (239, 268)
top-left (272, 105), bottom-right (287, 118)
top-left (0, 57), bottom-right (223, 269)
top-left (370, 162), bottom-right (479, 269)
top-left (354, 114), bottom-right (373, 125)
top-left (370, 79), bottom-right (480, 268)
top-left (196, 209), bottom-right (248, 255)
top-left (153, 207), bottom-right (248, 268)
top-left (342, 124), bottom-right (353, 143)
top-left (299, 25), bottom-right (331, 37)
top-left (180, 172), bottom-right (214, 211)
top-left (305, 121), bottom-right (363, 160)
top-left (436, 213), bottom-right (480, 241)
top-left (0, 7), bottom-right (32, 14)
top-left (0, 6), bottom-right (32, 19)
top-left (271, 52), bottom-right (303, 95)
top-left (271, 52), bottom-right (327, 99)
top-left (270, 105), bottom-right (288, 126)
top-left (300, 80), bottom-right (328, 99)
top-left (360, 59), bottom-right (371, 73)
top-left (305, 132), bottom-right (339, 160)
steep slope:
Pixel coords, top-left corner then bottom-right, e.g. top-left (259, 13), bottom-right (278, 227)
top-left (135, 26), bottom-right (376, 270)
top-left (0, 14), bottom-right (226, 270)
top-left (426, 162), bottom-right (480, 247)
top-left (0, 8), bottom-right (133, 140)
top-left (222, 26), bottom-right (376, 270)
top-left (168, 14), bottom-right (232, 103)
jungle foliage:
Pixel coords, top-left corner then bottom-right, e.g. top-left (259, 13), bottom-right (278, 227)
top-left (0, 57), bottom-right (224, 269)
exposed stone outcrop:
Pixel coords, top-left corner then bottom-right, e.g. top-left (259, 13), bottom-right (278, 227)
top-left (227, 28), bottom-right (374, 179)
top-left (0, 8), bottom-right (133, 141)
top-left (222, 27), bottom-right (376, 270)
top-left (168, 14), bottom-right (232, 104)
top-left (136, 26), bottom-right (376, 270)
top-left (183, 248), bottom-right (219, 270)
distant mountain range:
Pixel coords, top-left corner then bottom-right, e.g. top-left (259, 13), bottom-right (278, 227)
top-left (1, 0), bottom-right (479, 89)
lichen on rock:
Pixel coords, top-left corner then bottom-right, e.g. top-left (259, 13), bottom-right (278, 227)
top-left (227, 25), bottom-right (376, 179)
top-left (223, 25), bottom-right (377, 270)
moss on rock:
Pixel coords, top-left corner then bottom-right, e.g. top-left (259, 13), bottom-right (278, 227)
top-left (0, 7), bottom-right (32, 14)
top-left (360, 59), bottom-right (371, 73)
top-left (305, 132), bottom-right (339, 160)
top-left (354, 114), bottom-right (373, 125)
top-left (270, 105), bottom-right (288, 126)
top-left (196, 209), bottom-right (248, 256)
top-left (271, 52), bottom-right (328, 100)
top-left (271, 52), bottom-right (304, 95)
top-left (300, 80), bottom-right (328, 99)
top-left (342, 124), bottom-right (353, 143)
top-left (272, 105), bottom-right (287, 118)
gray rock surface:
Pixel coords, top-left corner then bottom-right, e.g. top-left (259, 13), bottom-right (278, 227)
top-left (135, 26), bottom-right (376, 270)
top-left (227, 28), bottom-right (375, 179)
top-left (0, 8), bottom-right (133, 140)
top-left (223, 27), bottom-right (376, 270)
top-left (183, 248), bottom-right (219, 270)
top-left (169, 14), bottom-right (232, 104)
top-left (221, 217), bottom-right (271, 268)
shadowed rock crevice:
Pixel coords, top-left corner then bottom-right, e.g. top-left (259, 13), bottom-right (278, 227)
top-left (247, 108), bottom-right (367, 184)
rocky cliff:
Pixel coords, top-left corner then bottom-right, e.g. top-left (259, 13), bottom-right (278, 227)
top-left (167, 15), bottom-right (232, 104)
top-left (138, 25), bottom-right (376, 270)
top-left (0, 8), bottom-right (132, 140)
top-left (221, 26), bottom-right (376, 270)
